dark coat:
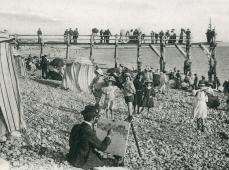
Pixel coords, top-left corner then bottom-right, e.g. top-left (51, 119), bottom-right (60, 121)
top-left (67, 122), bottom-right (111, 168)
top-left (142, 87), bottom-right (156, 108)
top-left (133, 78), bottom-right (144, 106)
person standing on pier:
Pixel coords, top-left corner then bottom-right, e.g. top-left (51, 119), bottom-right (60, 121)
top-left (206, 29), bottom-right (211, 44)
top-left (69, 28), bottom-right (73, 43)
top-left (155, 32), bottom-right (159, 44)
top-left (37, 28), bottom-right (42, 43)
top-left (100, 29), bottom-right (104, 43)
top-left (106, 29), bottom-right (111, 43)
top-left (64, 29), bottom-right (69, 43)
top-left (179, 28), bottom-right (185, 44)
top-left (150, 31), bottom-right (155, 44)
top-left (73, 28), bottom-right (79, 44)
top-left (165, 30), bottom-right (170, 44)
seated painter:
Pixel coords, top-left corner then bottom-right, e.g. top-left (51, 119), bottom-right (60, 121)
top-left (67, 105), bottom-right (112, 169)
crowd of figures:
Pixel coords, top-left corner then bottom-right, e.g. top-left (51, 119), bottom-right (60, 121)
top-left (25, 54), bottom-right (65, 81)
top-left (206, 28), bottom-right (216, 46)
top-left (64, 28), bottom-right (79, 43)
top-left (89, 64), bottom-right (229, 127)
top-left (36, 27), bottom-right (191, 44)
top-left (150, 28), bottom-right (190, 44)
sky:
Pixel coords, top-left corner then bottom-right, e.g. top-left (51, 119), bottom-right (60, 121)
top-left (0, 0), bottom-right (229, 42)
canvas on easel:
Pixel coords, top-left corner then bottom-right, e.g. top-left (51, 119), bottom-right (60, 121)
top-left (95, 119), bottom-right (130, 157)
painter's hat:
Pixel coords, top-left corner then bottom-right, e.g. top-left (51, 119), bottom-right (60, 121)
top-left (81, 105), bottom-right (98, 120)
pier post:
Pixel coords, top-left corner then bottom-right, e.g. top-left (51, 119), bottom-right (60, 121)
top-left (114, 34), bottom-right (118, 68)
top-left (184, 29), bottom-right (192, 75)
top-left (159, 34), bottom-right (165, 72)
top-left (66, 33), bottom-right (70, 59)
top-left (208, 29), bottom-right (217, 82)
top-left (14, 34), bottom-right (19, 50)
top-left (137, 35), bottom-right (142, 73)
top-left (40, 37), bottom-right (44, 58)
top-left (89, 34), bottom-right (94, 61)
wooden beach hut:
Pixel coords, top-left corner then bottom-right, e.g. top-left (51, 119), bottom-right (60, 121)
top-left (12, 49), bottom-right (27, 77)
top-left (62, 58), bottom-right (95, 93)
top-left (0, 32), bottom-right (24, 139)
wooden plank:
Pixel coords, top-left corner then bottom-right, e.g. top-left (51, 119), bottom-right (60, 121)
top-left (95, 119), bottom-right (130, 157)
top-left (149, 44), bottom-right (160, 57)
top-left (174, 43), bottom-right (187, 58)
top-left (199, 43), bottom-right (211, 59)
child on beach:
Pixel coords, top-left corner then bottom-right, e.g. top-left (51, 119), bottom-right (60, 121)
top-left (192, 90), bottom-right (208, 132)
top-left (102, 77), bottom-right (119, 120)
top-left (123, 73), bottom-right (136, 118)
top-left (141, 80), bottom-right (156, 113)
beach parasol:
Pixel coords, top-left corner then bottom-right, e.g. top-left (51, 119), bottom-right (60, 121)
top-left (49, 58), bottom-right (65, 67)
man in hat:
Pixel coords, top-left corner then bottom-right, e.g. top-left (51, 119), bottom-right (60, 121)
top-left (193, 73), bottom-right (199, 90)
top-left (37, 28), bottom-right (42, 43)
top-left (67, 105), bottom-right (112, 169)
top-left (40, 54), bottom-right (49, 79)
top-left (198, 76), bottom-right (207, 89)
top-left (73, 28), bottom-right (79, 44)
top-left (90, 69), bottom-right (106, 111)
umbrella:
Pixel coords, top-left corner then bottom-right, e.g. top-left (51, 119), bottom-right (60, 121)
top-left (92, 28), bottom-right (99, 34)
top-left (49, 58), bottom-right (65, 67)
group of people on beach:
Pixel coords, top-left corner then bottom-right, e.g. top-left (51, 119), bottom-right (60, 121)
top-left (67, 62), bottom-right (229, 168)
top-left (89, 66), bottom-right (170, 120)
top-left (89, 63), bottom-right (229, 129)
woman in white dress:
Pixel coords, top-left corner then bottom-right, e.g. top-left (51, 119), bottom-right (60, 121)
top-left (192, 90), bottom-right (208, 132)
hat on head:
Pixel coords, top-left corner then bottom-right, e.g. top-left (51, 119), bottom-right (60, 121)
top-left (95, 69), bottom-right (103, 75)
top-left (106, 76), bottom-right (116, 82)
top-left (145, 79), bottom-right (153, 84)
top-left (124, 72), bottom-right (131, 77)
top-left (81, 105), bottom-right (98, 121)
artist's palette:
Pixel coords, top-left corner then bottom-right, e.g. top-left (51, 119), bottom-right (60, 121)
top-left (95, 119), bottom-right (130, 157)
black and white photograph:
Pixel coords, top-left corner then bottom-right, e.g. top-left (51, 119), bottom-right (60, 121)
top-left (0, 0), bottom-right (229, 169)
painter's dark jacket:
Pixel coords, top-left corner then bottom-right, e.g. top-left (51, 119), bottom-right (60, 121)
top-left (67, 122), bottom-right (111, 168)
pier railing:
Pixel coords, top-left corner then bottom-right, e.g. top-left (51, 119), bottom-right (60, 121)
top-left (10, 34), bottom-right (189, 45)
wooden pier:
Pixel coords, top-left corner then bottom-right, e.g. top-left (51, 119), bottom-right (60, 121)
top-left (10, 33), bottom-right (215, 76)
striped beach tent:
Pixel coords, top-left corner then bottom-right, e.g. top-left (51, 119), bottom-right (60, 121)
top-left (62, 58), bottom-right (95, 93)
top-left (0, 32), bottom-right (24, 138)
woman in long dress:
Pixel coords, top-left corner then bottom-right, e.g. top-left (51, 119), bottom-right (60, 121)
top-left (192, 90), bottom-right (208, 132)
top-left (141, 81), bottom-right (156, 113)
top-left (133, 73), bottom-right (144, 114)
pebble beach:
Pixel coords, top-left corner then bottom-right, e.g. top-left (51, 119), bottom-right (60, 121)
top-left (0, 74), bottom-right (229, 169)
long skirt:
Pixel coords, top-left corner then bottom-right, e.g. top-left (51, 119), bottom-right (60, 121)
top-left (142, 97), bottom-right (154, 108)
top-left (193, 101), bottom-right (208, 119)
top-left (134, 91), bottom-right (143, 106)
